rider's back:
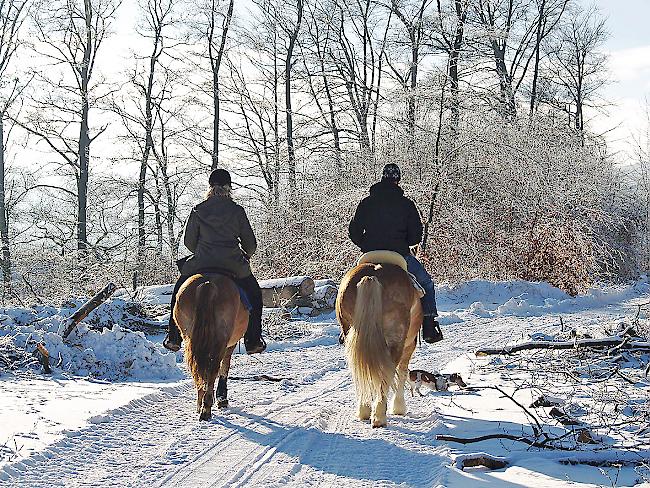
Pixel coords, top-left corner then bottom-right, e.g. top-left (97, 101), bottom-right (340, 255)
top-left (182, 195), bottom-right (256, 278)
top-left (349, 180), bottom-right (422, 256)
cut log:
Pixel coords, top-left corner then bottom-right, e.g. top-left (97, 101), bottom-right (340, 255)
top-left (456, 454), bottom-right (508, 471)
top-left (259, 276), bottom-right (315, 307)
top-left (314, 279), bottom-right (337, 288)
top-left (61, 283), bottom-right (118, 340)
top-left (313, 284), bottom-right (337, 305)
top-left (475, 337), bottom-right (650, 356)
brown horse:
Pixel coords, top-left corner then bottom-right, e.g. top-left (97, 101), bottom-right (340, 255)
top-left (174, 274), bottom-right (249, 420)
top-left (336, 260), bottom-right (423, 428)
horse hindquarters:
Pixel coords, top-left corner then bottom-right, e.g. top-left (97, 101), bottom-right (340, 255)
top-left (345, 276), bottom-right (395, 428)
top-left (185, 281), bottom-right (228, 421)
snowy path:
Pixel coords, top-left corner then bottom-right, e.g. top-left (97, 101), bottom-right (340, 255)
top-left (1, 280), bottom-right (648, 487)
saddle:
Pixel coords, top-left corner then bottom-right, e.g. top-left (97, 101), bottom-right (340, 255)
top-left (357, 251), bottom-right (425, 298)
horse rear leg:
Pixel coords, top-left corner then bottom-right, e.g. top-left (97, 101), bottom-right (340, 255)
top-left (216, 346), bottom-right (235, 408)
top-left (199, 375), bottom-right (217, 421)
top-left (372, 388), bottom-right (388, 428)
top-left (357, 400), bottom-right (371, 420)
top-left (197, 388), bottom-right (205, 414)
top-left (390, 338), bottom-right (416, 416)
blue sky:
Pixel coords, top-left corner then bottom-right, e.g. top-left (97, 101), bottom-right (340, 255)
top-left (594, 0), bottom-right (650, 160)
top-left (596, 0), bottom-right (650, 50)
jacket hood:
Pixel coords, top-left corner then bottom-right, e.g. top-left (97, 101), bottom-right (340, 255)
top-left (369, 180), bottom-right (404, 197)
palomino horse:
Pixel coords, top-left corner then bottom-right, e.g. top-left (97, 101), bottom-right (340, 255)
top-left (336, 254), bottom-right (423, 428)
top-left (174, 274), bottom-right (249, 420)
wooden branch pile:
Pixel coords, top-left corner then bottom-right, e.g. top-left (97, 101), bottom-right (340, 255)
top-left (258, 277), bottom-right (337, 316)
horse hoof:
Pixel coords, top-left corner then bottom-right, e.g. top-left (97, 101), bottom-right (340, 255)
top-left (217, 397), bottom-right (228, 409)
top-left (199, 410), bottom-right (212, 421)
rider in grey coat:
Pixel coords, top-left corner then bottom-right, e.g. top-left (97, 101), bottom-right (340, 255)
top-left (163, 169), bottom-right (266, 354)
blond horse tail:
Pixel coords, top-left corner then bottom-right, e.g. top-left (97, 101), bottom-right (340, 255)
top-left (345, 276), bottom-right (395, 405)
top-left (185, 280), bottom-right (227, 390)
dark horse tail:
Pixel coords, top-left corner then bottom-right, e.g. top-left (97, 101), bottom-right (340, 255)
top-left (185, 279), bottom-right (227, 390)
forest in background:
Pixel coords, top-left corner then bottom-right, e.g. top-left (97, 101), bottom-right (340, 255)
top-left (0, 0), bottom-right (649, 303)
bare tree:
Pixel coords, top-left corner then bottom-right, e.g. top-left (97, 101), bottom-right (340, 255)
top-left (0, 0), bottom-right (29, 288)
top-left (284, 0), bottom-right (303, 196)
top-left (112, 0), bottom-right (176, 271)
top-left (385, 0), bottom-right (434, 142)
top-left (329, 0), bottom-right (390, 152)
top-left (299, 0), bottom-right (345, 172)
top-left (19, 0), bottom-right (119, 253)
top-left (431, 0), bottom-right (469, 133)
top-left (528, 0), bottom-right (570, 116)
top-left (546, 4), bottom-right (608, 132)
top-left (472, 0), bottom-right (570, 118)
top-left (184, 0), bottom-right (234, 170)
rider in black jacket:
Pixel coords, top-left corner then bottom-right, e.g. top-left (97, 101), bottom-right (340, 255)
top-left (349, 163), bottom-right (442, 343)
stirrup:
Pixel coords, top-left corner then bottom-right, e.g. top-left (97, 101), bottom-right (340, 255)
top-left (245, 337), bottom-right (267, 354)
top-left (163, 334), bottom-right (181, 352)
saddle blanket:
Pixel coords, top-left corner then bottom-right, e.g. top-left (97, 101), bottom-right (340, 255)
top-left (237, 286), bottom-right (252, 312)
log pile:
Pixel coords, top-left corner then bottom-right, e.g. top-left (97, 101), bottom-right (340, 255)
top-left (258, 276), bottom-right (337, 316)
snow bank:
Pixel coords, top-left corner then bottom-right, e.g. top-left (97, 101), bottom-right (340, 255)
top-left (115, 284), bottom-right (175, 305)
top-left (438, 276), bottom-right (650, 318)
top-left (0, 304), bottom-right (182, 381)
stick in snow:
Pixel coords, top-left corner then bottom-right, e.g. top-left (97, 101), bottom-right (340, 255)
top-left (61, 283), bottom-right (118, 340)
top-left (35, 342), bottom-right (51, 374)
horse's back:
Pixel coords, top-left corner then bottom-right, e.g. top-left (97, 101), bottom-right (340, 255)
top-left (336, 263), bottom-right (419, 342)
top-left (175, 274), bottom-right (247, 346)
top-left (338, 263), bottom-right (415, 312)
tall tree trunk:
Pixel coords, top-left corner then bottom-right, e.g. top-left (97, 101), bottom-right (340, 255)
top-left (138, 21), bottom-right (162, 271)
top-left (407, 33), bottom-right (417, 139)
top-left (0, 115), bottom-right (11, 289)
top-left (285, 0), bottom-right (303, 198)
top-left (77, 0), bottom-right (93, 253)
top-left (492, 42), bottom-right (516, 118)
top-left (529, 0), bottom-right (546, 117)
top-left (449, 0), bottom-right (466, 134)
top-left (272, 18), bottom-right (280, 203)
top-left (163, 173), bottom-right (177, 262)
top-left (209, 0), bottom-right (234, 170)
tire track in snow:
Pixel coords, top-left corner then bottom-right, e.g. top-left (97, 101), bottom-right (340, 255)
top-left (0, 344), bottom-right (350, 488)
top-left (162, 365), bottom-right (351, 488)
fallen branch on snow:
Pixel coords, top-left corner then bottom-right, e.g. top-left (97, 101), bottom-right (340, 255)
top-left (61, 283), bottom-right (117, 340)
top-left (476, 337), bottom-right (650, 356)
top-left (437, 433), bottom-right (576, 450)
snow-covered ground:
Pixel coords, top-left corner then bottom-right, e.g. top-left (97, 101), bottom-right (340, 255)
top-left (1, 278), bottom-right (649, 487)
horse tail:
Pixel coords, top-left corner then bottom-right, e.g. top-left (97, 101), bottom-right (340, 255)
top-left (345, 275), bottom-right (395, 405)
top-left (185, 280), bottom-right (227, 390)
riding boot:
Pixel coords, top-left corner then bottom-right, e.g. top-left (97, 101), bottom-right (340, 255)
top-left (163, 276), bottom-right (187, 352)
top-left (163, 319), bottom-right (182, 352)
top-left (236, 274), bottom-right (266, 354)
top-left (422, 316), bottom-right (443, 344)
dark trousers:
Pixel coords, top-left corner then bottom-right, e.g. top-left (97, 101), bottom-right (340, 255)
top-left (168, 273), bottom-right (263, 344)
